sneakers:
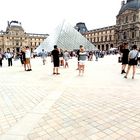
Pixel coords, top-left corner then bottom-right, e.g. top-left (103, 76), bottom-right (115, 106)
top-left (124, 75), bottom-right (127, 78)
top-left (53, 72), bottom-right (60, 75)
top-left (26, 69), bottom-right (32, 71)
top-left (56, 73), bottom-right (60, 75)
top-left (121, 70), bottom-right (126, 74)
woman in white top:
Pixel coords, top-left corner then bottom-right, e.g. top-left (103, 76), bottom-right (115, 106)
top-left (124, 45), bottom-right (139, 79)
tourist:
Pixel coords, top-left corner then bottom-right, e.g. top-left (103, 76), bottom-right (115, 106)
top-left (51, 45), bottom-right (60, 75)
top-left (6, 50), bottom-right (13, 66)
top-left (76, 45), bottom-right (83, 70)
top-left (78, 45), bottom-right (87, 76)
top-left (88, 51), bottom-right (93, 61)
top-left (63, 50), bottom-right (70, 68)
top-left (20, 47), bottom-right (26, 71)
top-left (95, 50), bottom-right (99, 61)
top-left (137, 48), bottom-right (140, 66)
top-left (0, 50), bottom-right (3, 67)
top-left (120, 43), bottom-right (129, 74)
top-left (25, 46), bottom-right (32, 71)
top-left (59, 48), bottom-right (64, 66)
top-left (124, 45), bottom-right (139, 79)
top-left (41, 49), bottom-right (47, 65)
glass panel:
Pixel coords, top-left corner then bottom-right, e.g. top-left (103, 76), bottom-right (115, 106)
top-left (35, 21), bottom-right (97, 53)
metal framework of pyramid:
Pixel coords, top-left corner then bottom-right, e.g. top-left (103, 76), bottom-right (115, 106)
top-left (35, 21), bottom-right (96, 53)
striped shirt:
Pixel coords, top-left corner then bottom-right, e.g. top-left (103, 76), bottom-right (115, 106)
top-left (79, 52), bottom-right (87, 61)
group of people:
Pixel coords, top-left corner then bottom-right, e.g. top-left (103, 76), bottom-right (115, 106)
top-left (19, 46), bottom-right (32, 71)
top-left (0, 50), bottom-right (13, 67)
top-left (120, 43), bottom-right (139, 79)
top-left (1, 43), bottom-right (140, 79)
top-left (51, 45), bottom-right (71, 74)
top-left (51, 45), bottom-right (87, 76)
top-left (0, 46), bottom-right (32, 71)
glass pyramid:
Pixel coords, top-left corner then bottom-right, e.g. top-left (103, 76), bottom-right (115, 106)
top-left (35, 21), bottom-right (96, 53)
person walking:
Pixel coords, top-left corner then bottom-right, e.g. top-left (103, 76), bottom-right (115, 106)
top-left (124, 45), bottom-right (139, 79)
top-left (95, 50), bottom-right (99, 61)
top-left (120, 43), bottom-right (130, 74)
top-left (41, 49), bottom-right (47, 65)
top-left (51, 45), bottom-right (60, 75)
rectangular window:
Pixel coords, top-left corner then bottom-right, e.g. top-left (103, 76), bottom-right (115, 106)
top-left (16, 42), bottom-right (19, 46)
top-left (132, 32), bottom-right (135, 38)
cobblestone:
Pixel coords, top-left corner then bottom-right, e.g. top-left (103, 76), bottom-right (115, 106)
top-left (0, 55), bottom-right (140, 140)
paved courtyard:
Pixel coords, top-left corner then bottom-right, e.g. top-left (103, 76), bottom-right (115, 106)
top-left (0, 55), bottom-right (140, 140)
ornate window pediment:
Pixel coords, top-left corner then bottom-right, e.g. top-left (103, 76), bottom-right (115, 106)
top-left (122, 9), bottom-right (135, 15)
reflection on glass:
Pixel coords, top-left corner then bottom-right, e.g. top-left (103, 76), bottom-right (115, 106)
top-left (35, 21), bottom-right (96, 53)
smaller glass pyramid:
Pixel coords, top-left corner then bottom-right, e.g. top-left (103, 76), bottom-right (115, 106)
top-left (35, 21), bottom-right (96, 53)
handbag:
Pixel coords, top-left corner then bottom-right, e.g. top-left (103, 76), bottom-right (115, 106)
top-left (118, 56), bottom-right (122, 63)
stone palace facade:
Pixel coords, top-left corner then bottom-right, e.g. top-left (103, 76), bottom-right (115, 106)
top-left (0, 21), bottom-right (48, 53)
top-left (75, 0), bottom-right (140, 50)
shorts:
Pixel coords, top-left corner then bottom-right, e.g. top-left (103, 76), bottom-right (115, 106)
top-left (59, 57), bottom-right (63, 60)
top-left (128, 59), bottom-right (137, 66)
top-left (79, 60), bottom-right (85, 65)
top-left (26, 58), bottom-right (30, 64)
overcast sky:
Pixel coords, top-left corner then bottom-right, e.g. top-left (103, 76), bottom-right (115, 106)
top-left (0, 0), bottom-right (122, 34)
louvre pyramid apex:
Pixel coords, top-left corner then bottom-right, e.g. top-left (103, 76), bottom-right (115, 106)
top-left (35, 21), bottom-right (96, 53)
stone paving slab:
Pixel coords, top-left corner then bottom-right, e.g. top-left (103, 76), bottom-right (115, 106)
top-left (0, 55), bottom-right (140, 140)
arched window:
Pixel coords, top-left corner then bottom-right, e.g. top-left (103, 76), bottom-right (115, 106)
top-left (16, 42), bottom-right (19, 46)
top-left (111, 44), bottom-right (113, 48)
top-left (106, 44), bottom-right (109, 50)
